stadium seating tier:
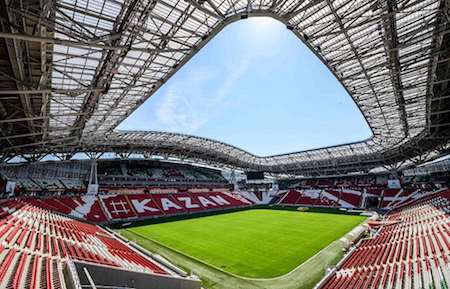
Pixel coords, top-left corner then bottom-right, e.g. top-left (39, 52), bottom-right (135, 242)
top-left (0, 199), bottom-right (175, 289)
top-left (320, 189), bottom-right (450, 289)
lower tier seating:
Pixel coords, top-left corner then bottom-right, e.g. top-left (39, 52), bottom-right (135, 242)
top-left (320, 189), bottom-right (450, 289)
top-left (278, 188), bottom-right (416, 209)
top-left (0, 200), bottom-right (173, 288)
top-left (3, 191), bottom-right (252, 224)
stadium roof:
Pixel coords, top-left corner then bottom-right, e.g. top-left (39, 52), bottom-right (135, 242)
top-left (1, 0), bottom-right (450, 174)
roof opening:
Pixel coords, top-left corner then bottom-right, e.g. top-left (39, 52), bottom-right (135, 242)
top-left (118, 17), bottom-right (372, 156)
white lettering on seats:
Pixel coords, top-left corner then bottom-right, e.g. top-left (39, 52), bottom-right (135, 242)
top-left (161, 198), bottom-right (182, 211)
top-left (209, 195), bottom-right (230, 206)
top-left (71, 196), bottom-right (96, 218)
top-left (131, 199), bottom-right (159, 213)
top-left (197, 196), bottom-right (217, 207)
top-left (177, 197), bottom-right (200, 209)
top-left (109, 200), bottom-right (130, 215)
top-left (0, 206), bottom-right (15, 214)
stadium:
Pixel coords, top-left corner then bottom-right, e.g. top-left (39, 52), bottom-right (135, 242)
top-left (1, 0), bottom-right (450, 288)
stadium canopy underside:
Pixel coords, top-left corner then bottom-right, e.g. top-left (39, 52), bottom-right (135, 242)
top-left (1, 0), bottom-right (450, 175)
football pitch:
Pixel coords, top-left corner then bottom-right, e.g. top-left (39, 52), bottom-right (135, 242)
top-left (119, 209), bottom-right (366, 279)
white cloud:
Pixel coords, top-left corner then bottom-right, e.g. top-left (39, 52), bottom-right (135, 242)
top-left (150, 17), bottom-right (285, 134)
top-left (153, 55), bottom-right (250, 134)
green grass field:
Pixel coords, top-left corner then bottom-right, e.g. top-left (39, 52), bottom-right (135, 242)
top-left (120, 209), bottom-right (365, 279)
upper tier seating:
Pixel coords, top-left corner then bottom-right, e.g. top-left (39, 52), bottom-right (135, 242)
top-left (319, 189), bottom-right (450, 289)
top-left (278, 174), bottom-right (421, 192)
top-left (59, 179), bottom-right (85, 191)
top-left (32, 179), bottom-right (65, 191)
top-left (1, 160), bottom-right (228, 196)
top-left (0, 199), bottom-right (172, 289)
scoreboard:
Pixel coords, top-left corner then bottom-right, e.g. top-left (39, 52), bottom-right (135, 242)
top-left (246, 171), bottom-right (265, 180)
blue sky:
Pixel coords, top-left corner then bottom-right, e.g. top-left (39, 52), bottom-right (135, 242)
top-left (119, 17), bottom-right (372, 156)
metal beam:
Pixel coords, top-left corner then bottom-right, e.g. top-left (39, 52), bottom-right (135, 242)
top-left (68, 0), bottom-right (157, 139)
top-left (0, 32), bottom-right (191, 53)
top-left (183, 0), bottom-right (224, 19)
top-left (0, 88), bottom-right (104, 95)
top-left (0, 112), bottom-right (86, 124)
